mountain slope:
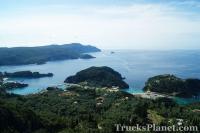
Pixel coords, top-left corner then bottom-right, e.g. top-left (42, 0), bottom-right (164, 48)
top-left (0, 43), bottom-right (101, 66)
top-left (65, 66), bottom-right (129, 89)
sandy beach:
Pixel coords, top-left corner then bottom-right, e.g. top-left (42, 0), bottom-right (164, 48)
top-left (132, 92), bottom-right (172, 100)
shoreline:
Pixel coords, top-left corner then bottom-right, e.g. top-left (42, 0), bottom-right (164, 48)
top-left (132, 91), bottom-right (172, 100)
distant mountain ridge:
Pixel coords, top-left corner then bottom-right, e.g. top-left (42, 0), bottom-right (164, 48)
top-left (0, 43), bottom-right (101, 66)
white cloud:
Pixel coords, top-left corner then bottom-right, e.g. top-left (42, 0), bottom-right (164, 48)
top-left (0, 2), bottom-right (200, 49)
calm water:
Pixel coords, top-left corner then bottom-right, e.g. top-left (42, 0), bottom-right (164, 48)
top-left (1, 50), bottom-right (200, 104)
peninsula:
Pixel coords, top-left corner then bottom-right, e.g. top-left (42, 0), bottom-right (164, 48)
top-left (65, 66), bottom-right (129, 89)
top-left (0, 43), bottom-right (101, 66)
top-left (143, 74), bottom-right (200, 98)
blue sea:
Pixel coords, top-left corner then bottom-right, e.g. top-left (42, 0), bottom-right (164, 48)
top-left (1, 50), bottom-right (200, 104)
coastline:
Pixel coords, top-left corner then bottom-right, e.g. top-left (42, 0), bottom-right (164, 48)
top-left (132, 91), bottom-right (172, 100)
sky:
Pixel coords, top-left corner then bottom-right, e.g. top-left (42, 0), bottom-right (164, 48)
top-left (0, 0), bottom-right (200, 49)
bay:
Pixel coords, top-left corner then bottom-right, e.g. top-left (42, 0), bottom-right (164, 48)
top-left (1, 50), bottom-right (200, 104)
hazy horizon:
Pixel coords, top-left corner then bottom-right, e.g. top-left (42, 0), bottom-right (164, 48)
top-left (0, 0), bottom-right (200, 49)
top-left (2, 43), bottom-right (200, 51)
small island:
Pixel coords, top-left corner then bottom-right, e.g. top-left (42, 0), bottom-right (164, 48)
top-left (143, 74), bottom-right (200, 98)
top-left (65, 66), bottom-right (129, 89)
top-left (79, 54), bottom-right (95, 59)
top-left (3, 71), bottom-right (53, 78)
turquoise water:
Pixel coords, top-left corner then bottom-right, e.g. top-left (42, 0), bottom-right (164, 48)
top-left (173, 97), bottom-right (200, 105)
top-left (1, 50), bottom-right (200, 104)
top-left (124, 88), bottom-right (144, 94)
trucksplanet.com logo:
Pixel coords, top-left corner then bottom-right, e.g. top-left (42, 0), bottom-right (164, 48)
top-left (115, 124), bottom-right (198, 132)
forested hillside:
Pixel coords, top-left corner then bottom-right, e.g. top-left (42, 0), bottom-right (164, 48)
top-left (0, 43), bottom-right (100, 66)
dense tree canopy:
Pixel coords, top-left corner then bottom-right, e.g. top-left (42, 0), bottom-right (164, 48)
top-left (0, 68), bottom-right (200, 132)
top-left (0, 85), bottom-right (200, 133)
top-left (65, 66), bottom-right (129, 89)
top-left (144, 74), bottom-right (200, 98)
